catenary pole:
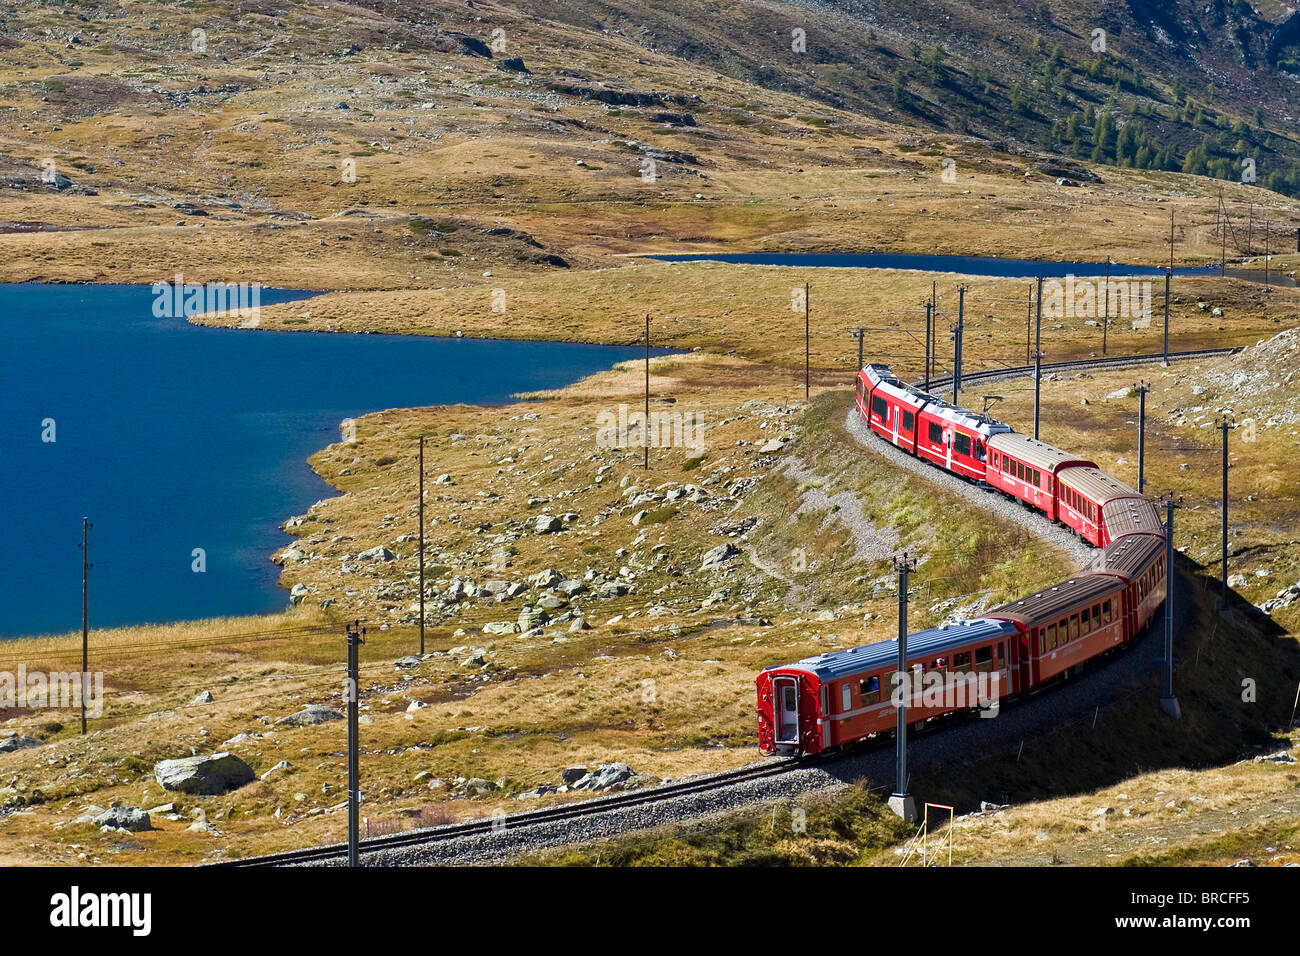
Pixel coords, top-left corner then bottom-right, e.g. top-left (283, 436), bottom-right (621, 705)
top-left (1135, 382), bottom-right (1149, 495)
top-left (889, 552), bottom-right (918, 822)
top-left (1034, 275), bottom-right (1043, 440)
top-left (347, 619), bottom-right (366, 866)
top-left (418, 436), bottom-right (425, 655)
top-left (1160, 499), bottom-right (1181, 719)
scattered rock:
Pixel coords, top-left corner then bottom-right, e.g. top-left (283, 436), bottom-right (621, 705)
top-left (701, 542), bottom-right (741, 570)
top-left (189, 690), bottom-right (215, 705)
top-left (260, 760), bottom-right (292, 781)
top-left (276, 704), bottom-right (344, 726)
top-left (570, 762), bottom-right (639, 792)
top-left (357, 546), bottom-right (396, 561)
top-left (93, 807), bottom-right (152, 832)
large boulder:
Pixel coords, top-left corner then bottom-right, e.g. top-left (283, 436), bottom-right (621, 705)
top-left (277, 704), bottom-right (344, 726)
top-left (534, 514), bottom-right (563, 534)
top-left (153, 752), bottom-right (255, 795)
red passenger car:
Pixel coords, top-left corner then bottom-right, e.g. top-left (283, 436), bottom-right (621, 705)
top-left (858, 364), bottom-right (927, 454)
top-left (757, 618), bottom-right (1020, 756)
top-left (1055, 466), bottom-right (1144, 547)
top-left (984, 575), bottom-right (1128, 685)
top-left (1088, 532), bottom-right (1167, 636)
top-left (985, 432), bottom-right (1096, 519)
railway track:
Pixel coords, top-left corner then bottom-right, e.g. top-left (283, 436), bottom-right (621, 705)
top-left (225, 346), bottom-right (1220, 867)
top-left (218, 758), bottom-right (800, 866)
top-left (924, 346), bottom-right (1239, 391)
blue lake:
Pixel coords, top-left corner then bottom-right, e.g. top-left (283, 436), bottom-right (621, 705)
top-left (2, 283), bottom-right (662, 638)
top-left (649, 252), bottom-right (1218, 278)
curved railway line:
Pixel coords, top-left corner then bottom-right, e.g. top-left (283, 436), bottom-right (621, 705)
top-left (228, 346), bottom-right (1231, 866)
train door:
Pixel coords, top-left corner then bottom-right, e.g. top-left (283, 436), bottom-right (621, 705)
top-left (773, 676), bottom-right (800, 747)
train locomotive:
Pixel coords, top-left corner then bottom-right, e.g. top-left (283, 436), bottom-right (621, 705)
top-left (757, 364), bottom-right (1167, 757)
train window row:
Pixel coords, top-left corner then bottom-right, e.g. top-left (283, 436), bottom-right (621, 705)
top-left (838, 643), bottom-right (1009, 713)
top-left (1136, 555), bottom-right (1165, 600)
top-left (1042, 598), bottom-right (1114, 652)
top-left (1001, 455), bottom-right (1042, 488)
top-left (1061, 484), bottom-right (1097, 523)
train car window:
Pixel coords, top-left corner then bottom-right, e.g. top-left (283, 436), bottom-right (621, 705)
top-left (1070, 614), bottom-right (1080, 640)
top-left (929, 421), bottom-right (943, 444)
top-left (903, 410), bottom-right (915, 432)
top-left (975, 440), bottom-right (986, 462)
top-left (955, 432), bottom-right (972, 457)
top-left (954, 651), bottom-right (971, 670)
top-left (872, 395), bottom-right (887, 421)
top-left (996, 643), bottom-right (1005, 663)
top-left (934, 656), bottom-right (948, 671)
top-left (1002, 456), bottom-right (1011, 474)
top-left (857, 379), bottom-right (864, 401)
top-left (1102, 599), bottom-right (1112, 624)
top-left (1092, 603), bottom-right (1102, 628)
top-left (1033, 468), bottom-right (1042, 487)
top-left (1044, 624), bottom-right (1055, 650)
top-left (1081, 606), bottom-right (1091, 631)
top-left (974, 646), bottom-right (993, 672)
top-left (860, 676), bottom-right (881, 704)
top-left (842, 684), bottom-right (852, 713)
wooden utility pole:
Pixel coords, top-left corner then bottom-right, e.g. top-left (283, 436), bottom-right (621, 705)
top-left (644, 314), bottom-right (651, 470)
top-left (1265, 218), bottom-right (1271, 291)
top-left (1162, 267), bottom-right (1171, 366)
top-left (850, 326), bottom-right (865, 373)
top-left (1103, 256), bottom-right (1111, 356)
top-left (417, 436), bottom-right (425, 656)
top-left (803, 282), bottom-right (810, 403)
top-left (80, 517), bottom-right (91, 735)
top-left (924, 298), bottom-right (933, 391)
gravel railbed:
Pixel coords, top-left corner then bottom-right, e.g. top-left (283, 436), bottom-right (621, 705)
top-left (842, 407), bottom-right (1095, 569)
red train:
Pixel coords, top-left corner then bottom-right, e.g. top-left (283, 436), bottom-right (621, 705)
top-left (758, 364), bottom-right (1167, 757)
